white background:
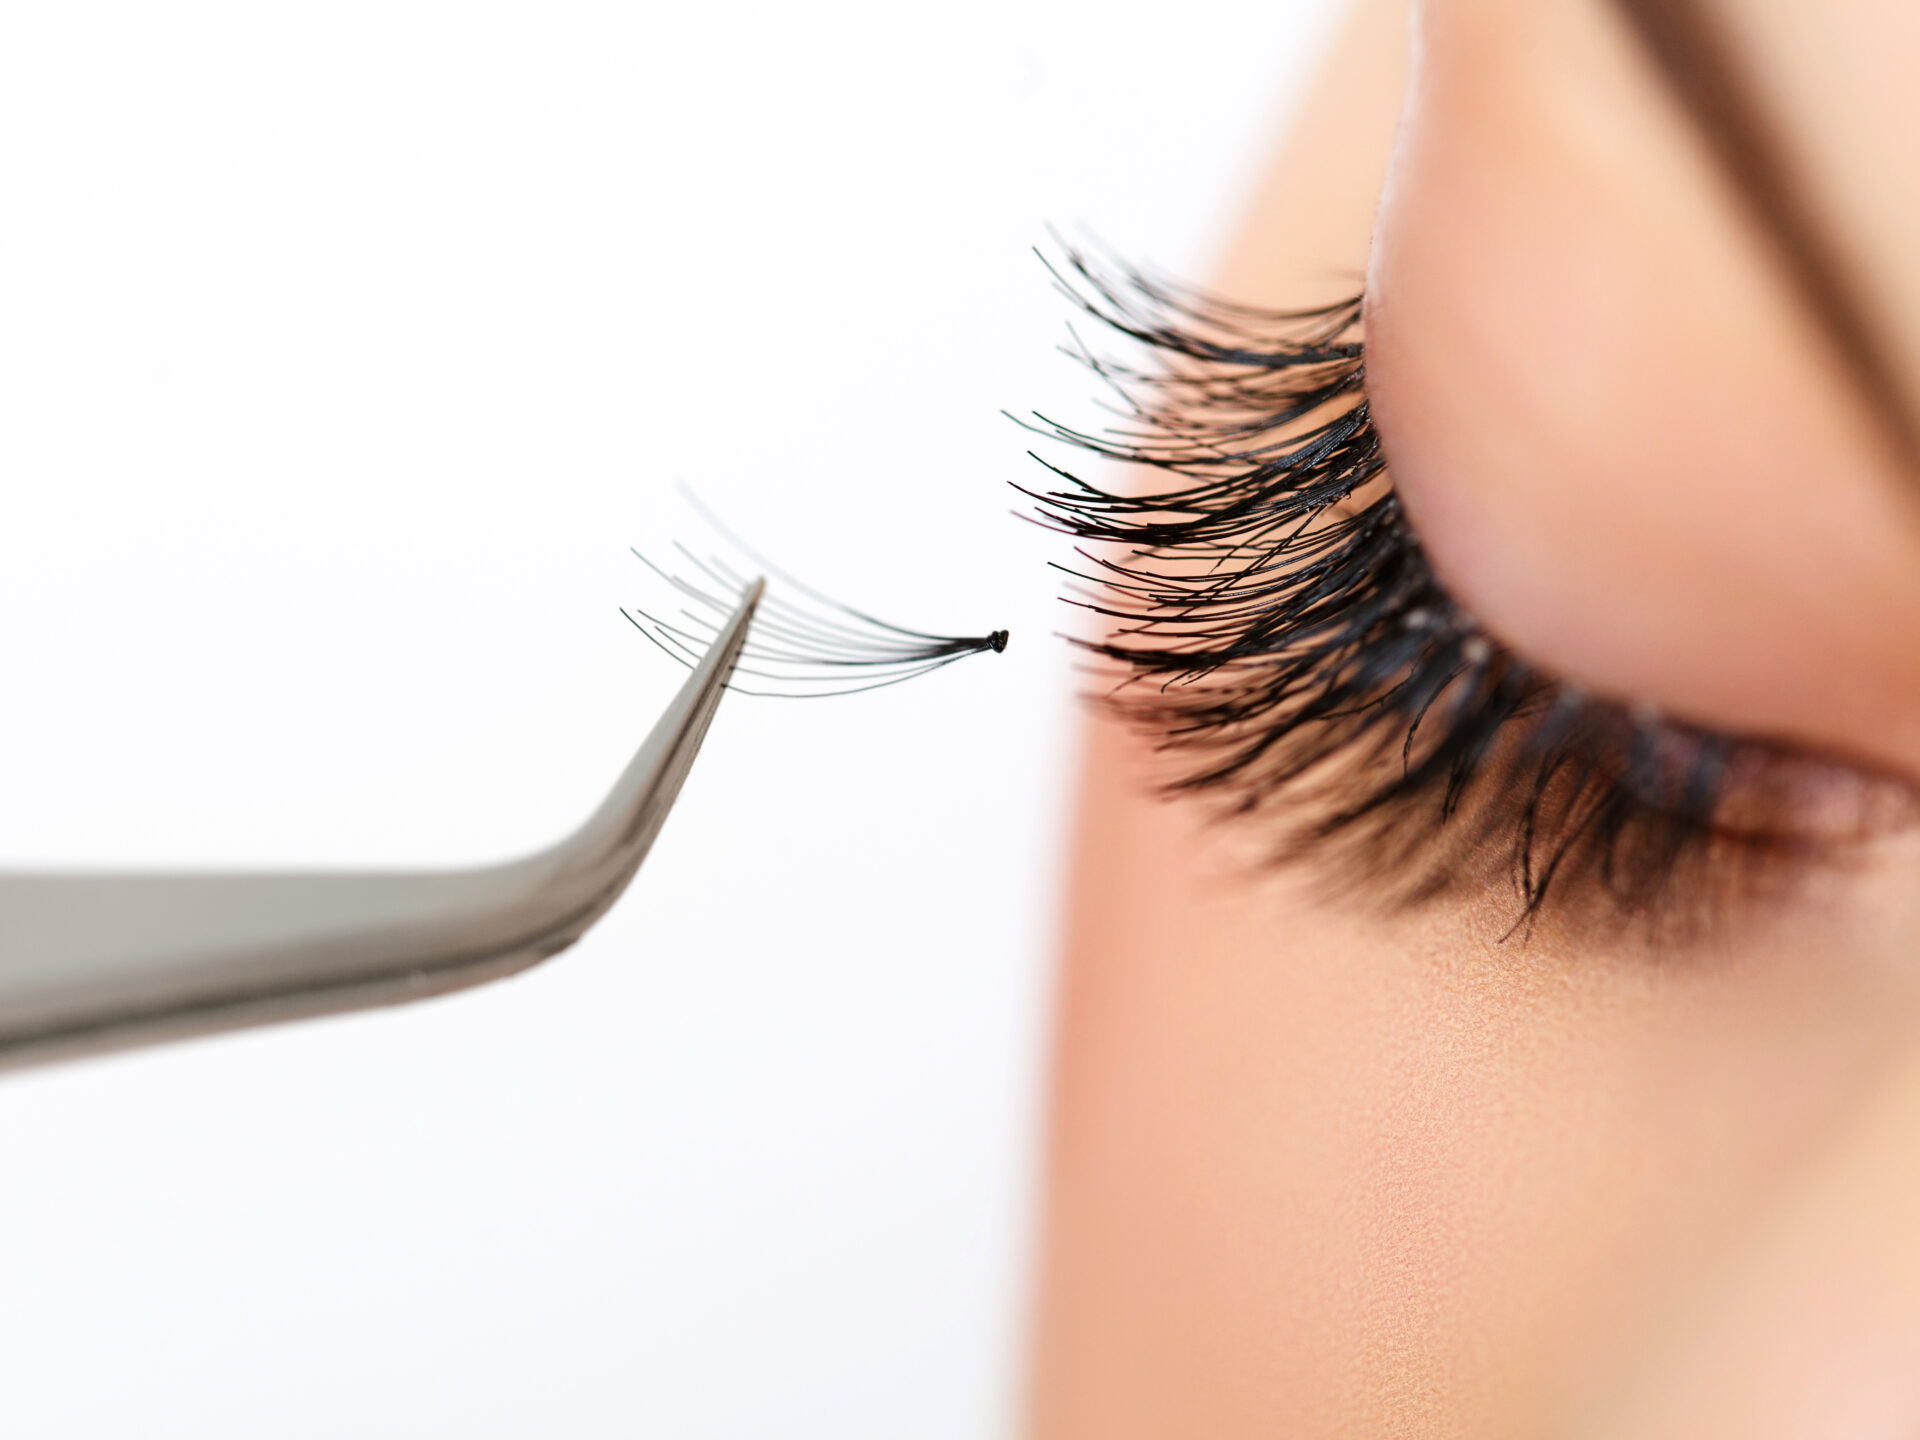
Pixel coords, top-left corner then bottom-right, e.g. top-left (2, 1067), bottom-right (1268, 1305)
top-left (0, 2), bottom-right (1336, 1434)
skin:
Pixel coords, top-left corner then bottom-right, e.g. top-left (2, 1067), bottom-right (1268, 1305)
top-left (1026, 1), bottom-right (1920, 1435)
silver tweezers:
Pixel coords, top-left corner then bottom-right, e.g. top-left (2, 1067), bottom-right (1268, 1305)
top-left (0, 580), bottom-right (763, 1071)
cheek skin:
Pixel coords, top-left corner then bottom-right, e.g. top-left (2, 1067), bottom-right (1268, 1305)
top-left (1031, 712), bottom-right (1920, 1437)
top-left (1365, 0), bottom-right (1920, 779)
top-left (1599, 1041), bottom-right (1920, 1437)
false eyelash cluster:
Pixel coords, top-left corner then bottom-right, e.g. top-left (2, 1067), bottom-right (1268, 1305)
top-left (624, 542), bottom-right (1007, 699)
top-left (1017, 246), bottom-right (1815, 921)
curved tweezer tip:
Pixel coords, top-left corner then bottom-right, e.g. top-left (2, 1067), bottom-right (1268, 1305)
top-left (0, 579), bottom-right (767, 1070)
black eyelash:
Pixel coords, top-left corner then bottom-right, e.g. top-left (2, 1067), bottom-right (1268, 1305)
top-left (1016, 245), bottom-right (1842, 924)
top-left (623, 535), bottom-right (1007, 699)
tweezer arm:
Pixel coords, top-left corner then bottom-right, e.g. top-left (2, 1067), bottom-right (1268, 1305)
top-left (0, 580), bottom-right (763, 1071)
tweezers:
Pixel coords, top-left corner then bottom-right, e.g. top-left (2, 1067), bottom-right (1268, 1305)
top-left (0, 580), bottom-right (764, 1071)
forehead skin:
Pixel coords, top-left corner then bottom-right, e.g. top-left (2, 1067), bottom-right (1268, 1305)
top-left (1026, 0), bottom-right (1920, 1435)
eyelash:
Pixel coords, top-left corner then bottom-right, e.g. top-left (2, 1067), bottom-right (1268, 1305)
top-left (1018, 246), bottom-right (1892, 926)
top-left (623, 530), bottom-right (1007, 699)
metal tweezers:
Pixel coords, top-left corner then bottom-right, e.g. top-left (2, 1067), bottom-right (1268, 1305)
top-left (0, 581), bottom-right (763, 1071)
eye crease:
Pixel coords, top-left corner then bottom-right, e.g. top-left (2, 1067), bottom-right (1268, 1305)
top-left (1019, 245), bottom-right (1915, 927)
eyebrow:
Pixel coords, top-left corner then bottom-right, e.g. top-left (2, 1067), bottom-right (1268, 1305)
top-left (1611, 0), bottom-right (1920, 468)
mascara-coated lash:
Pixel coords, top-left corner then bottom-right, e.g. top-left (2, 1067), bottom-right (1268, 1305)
top-left (1018, 245), bottom-right (1893, 923)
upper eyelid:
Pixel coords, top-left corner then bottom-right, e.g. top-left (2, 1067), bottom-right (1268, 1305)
top-left (1607, 0), bottom-right (1920, 468)
top-left (1369, 2), bottom-right (1920, 788)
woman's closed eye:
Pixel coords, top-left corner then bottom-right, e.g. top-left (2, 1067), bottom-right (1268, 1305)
top-left (1019, 0), bottom-right (1920, 934)
top-left (1019, 248), bottom-right (1914, 930)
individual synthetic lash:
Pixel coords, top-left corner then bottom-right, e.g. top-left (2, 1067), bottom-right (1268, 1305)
top-left (1016, 243), bottom-right (1830, 922)
top-left (623, 519), bottom-right (1007, 700)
